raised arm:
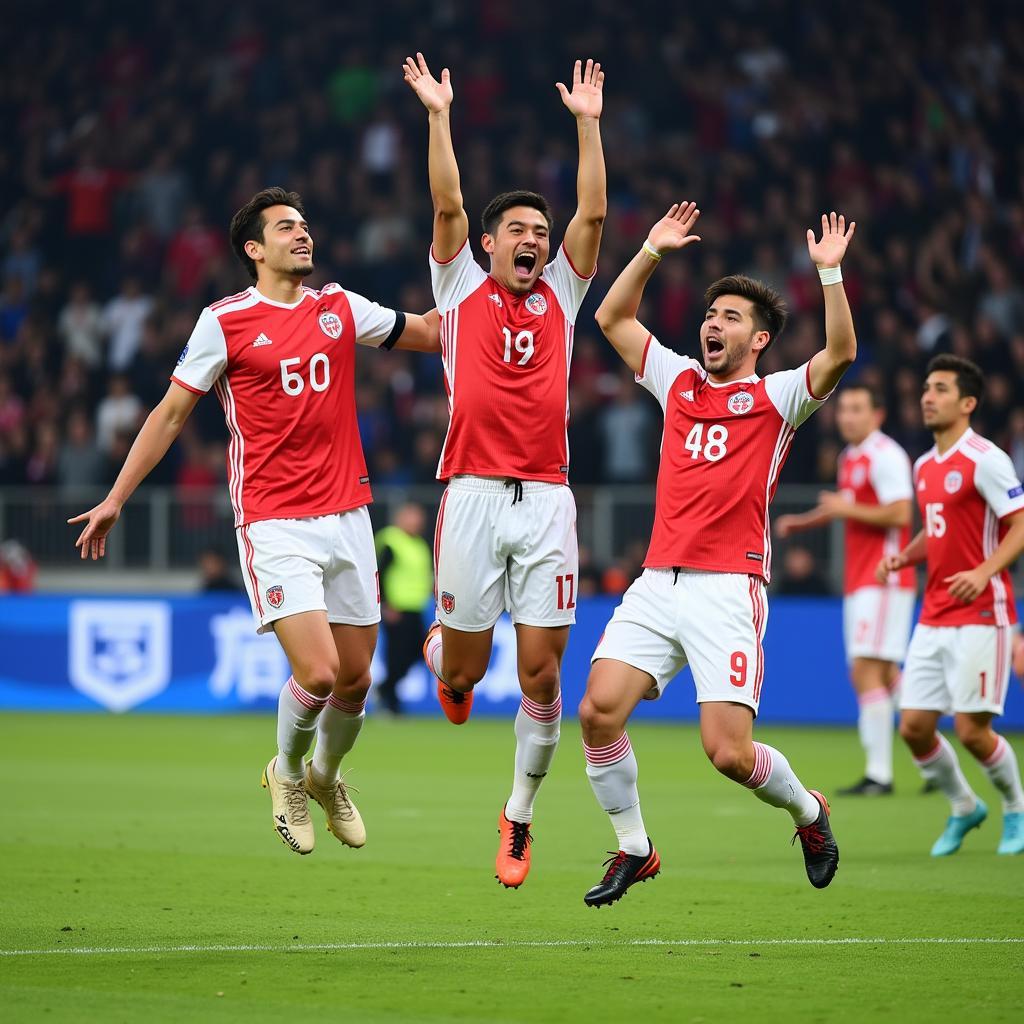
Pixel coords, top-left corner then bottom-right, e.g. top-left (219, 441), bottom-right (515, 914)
top-left (595, 203), bottom-right (701, 373)
top-left (557, 59), bottom-right (607, 276)
top-left (403, 52), bottom-right (469, 262)
top-left (806, 212), bottom-right (858, 399)
top-left (67, 382), bottom-right (200, 559)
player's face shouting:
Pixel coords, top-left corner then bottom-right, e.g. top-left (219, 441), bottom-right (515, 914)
top-left (699, 295), bottom-right (768, 379)
top-left (921, 370), bottom-right (973, 431)
top-left (256, 205), bottom-right (315, 278)
top-left (484, 207), bottom-right (550, 294)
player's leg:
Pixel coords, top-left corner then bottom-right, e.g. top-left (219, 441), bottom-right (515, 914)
top-left (841, 657), bottom-right (897, 794)
top-left (951, 626), bottom-right (1023, 854)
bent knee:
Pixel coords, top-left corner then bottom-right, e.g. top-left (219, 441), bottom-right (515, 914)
top-left (519, 662), bottom-right (560, 704)
top-left (707, 744), bottom-right (753, 781)
top-left (294, 662), bottom-right (340, 699)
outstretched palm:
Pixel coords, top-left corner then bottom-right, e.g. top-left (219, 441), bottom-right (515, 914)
top-left (648, 202), bottom-right (702, 253)
top-left (403, 52), bottom-right (453, 113)
top-left (807, 211), bottom-right (856, 267)
top-left (556, 58), bottom-right (604, 119)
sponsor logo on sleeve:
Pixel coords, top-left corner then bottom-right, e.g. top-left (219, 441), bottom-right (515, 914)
top-left (319, 311), bottom-right (343, 339)
top-left (266, 585), bottom-right (285, 609)
top-left (176, 345), bottom-right (189, 365)
top-left (728, 391), bottom-right (754, 415)
top-left (1009, 484), bottom-right (1024, 499)
top-left (944, 470), bottom-right (963, 494)
top-left (525, 293), bottom-right (547, 316)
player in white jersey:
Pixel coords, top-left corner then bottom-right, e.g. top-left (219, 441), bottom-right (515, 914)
top-left (777, 385), bottom-right (914, 795)
top-left (69, 187), bottom-right (439, 856)
top-left (579, 203), bottom-right (857, 905)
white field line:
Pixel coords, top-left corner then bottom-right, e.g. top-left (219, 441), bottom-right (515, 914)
top-left (1, 937), bottom-right (1023, 957)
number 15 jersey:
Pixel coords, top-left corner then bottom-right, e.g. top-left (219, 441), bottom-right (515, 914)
top-left (638, 335), bottom-right (831, 582)
top-left (429, 240), bottom-right (593, 483)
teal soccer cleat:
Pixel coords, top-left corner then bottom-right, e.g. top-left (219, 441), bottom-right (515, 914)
top-left (930, 800), bottom-right (987, 857)
top-left (997, 812), bottom-right (1024, 855)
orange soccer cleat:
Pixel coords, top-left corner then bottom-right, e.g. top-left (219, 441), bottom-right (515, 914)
top-left (423, 619), bottom-right (474, 725)
top-left (495, 807), bottom-right (533, 888)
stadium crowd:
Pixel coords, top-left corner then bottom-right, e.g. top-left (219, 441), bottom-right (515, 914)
top-left (1, 1), bottom-right (1022, 555)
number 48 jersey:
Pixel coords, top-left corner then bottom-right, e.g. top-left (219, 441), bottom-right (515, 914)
top-left (429, 240), bottom-right (594, 483)
top-left (172, 284), bottom-right (401, 527)
top-left (638, 335), bottom-right (831, 582)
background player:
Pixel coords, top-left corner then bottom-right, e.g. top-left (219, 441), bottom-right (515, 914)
top-left (403, 53), bottom-right (605, 888)
top-left (878, 355), bottom-right (1024, 856)
top-left (777, 385), bottom-right (914, 795)
top-left (579, 203), bottom-right (856, 906)
top-left (68, 187), bottom-right (439, 856)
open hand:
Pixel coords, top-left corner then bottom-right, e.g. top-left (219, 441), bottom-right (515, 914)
top-left (67, 498), bottom-right (122, 560)
top-left (647, 202), bottom-right (701, 253)
top-left (556, 58), bottom-right (604, 120)
top-left (807, 211), bottom-right (856, 268)
top-left (403, 52), bottom-right (453, 113)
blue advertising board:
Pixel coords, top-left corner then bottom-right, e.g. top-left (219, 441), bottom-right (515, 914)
top-left (0, 594), bottom-right (1021, 727)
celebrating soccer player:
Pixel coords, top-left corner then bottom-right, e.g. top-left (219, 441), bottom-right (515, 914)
top-left (403, 53), bottom-right (606, 888)
top-left (68, 187), bottom-right (440, 856)
top-left (579, 204), bottom-right (857, 906)
top-left (877, 355), bottom-right (1024, 856)
top-left (777, 386), bottom-right (914, 795)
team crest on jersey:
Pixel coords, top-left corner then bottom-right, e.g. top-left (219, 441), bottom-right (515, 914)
top-left (488, 293), bottom-right (503, 308)
top-left (944, 470), bottom-right (963, 494)
top-left (176, 344), bottom-right (189, 366)
top-left (525, 293), bottom-right (547, 316)
top-left (441, 591), bottom-right (456, 614)
top-left (727, 391), bottom-right (754, 415)
top-left (266, 585), bottom-right (285, 609)
top-left (318, 312), bottom-right (343, 339)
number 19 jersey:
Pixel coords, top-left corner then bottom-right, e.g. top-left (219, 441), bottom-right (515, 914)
top-left (637, 335), bottom-right (831, 582)
top-left (429, 240), bottom-right (593, 482)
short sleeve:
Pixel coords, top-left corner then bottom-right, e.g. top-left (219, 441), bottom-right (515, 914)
top-left (870, 443), bottom-right (913, 505)
top-left (171, 308), bottom-right (227, 394)
top-left (635, 334), bottom-right (701, 411)
top-left (974, 446), bottom-right (1024, 520)
top-left (429, 239), bottom-right (487, 314)
top-left (540, 243), bottom-right (596, 323)
top-left (763, 362), bottom-right (832, 428)
top-left (344, 289), bottom-right (400, 349)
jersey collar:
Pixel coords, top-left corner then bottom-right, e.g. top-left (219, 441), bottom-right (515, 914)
top-left (704, 372), bottom-right (759, 389)
top-left (932, 426), bottom-right (975, 464)
top-left (845, 429), bottom-right (881, 458)
top-left (250, 285), bottom-right (313, 309)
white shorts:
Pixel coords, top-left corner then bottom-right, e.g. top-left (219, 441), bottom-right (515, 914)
top-left (592, 568), bottom-right (768, 714)
top-left (899, 623), bottom-right (1013, 716)
top-left (236, 507), bottom-right (380, 635)
top-left (843, 586), bottom-right (915, 663)
top-left (433, 477), bottom-right (578, 631)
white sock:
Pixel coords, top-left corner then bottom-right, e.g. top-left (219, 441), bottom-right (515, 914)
top-left (424, 629), bottom-right (445, 682)
top-left (858, 688), bottom-right (894, 784)
top-left (743, 742), bottom-right (821, 826)
top-left (913, 734), bottom-right (978, 816)
top-left (276, 676), bottom-right (327, 783)
top-left (311, 693), bottom-right (366, 785)
top-left (505, 694), bottom-right (561, 823)
top-left (584, 733), bottom-right (649, 856)
top-left (979, 735), bottom-right (1024, 813)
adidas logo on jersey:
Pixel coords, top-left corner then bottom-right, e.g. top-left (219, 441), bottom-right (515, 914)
top-left (252, 333), bottom-right (273, 347)
top-left (488, 293), bottom-right (503, 308)
top-left (679, 389), bottom-right (694, 402)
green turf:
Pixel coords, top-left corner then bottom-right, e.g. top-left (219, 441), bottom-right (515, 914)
top-left (2, 713), bottom-right (1022, 1023)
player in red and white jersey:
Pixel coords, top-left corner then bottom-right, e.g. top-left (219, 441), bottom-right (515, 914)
top-left (878, 355), bottom-right (1024, 857)
top-left (404, 53), bottom-right (606, 888)
top-left (69, 187), bottom-right (440, 856)
top-left (578, 203), bottom-right (858, 906)
top-left (777, 385), bottom-right (914, 796)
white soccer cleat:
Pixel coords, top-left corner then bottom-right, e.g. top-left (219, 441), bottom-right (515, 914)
top-left (261, 756), bottom-right (315, 855)
top-left (305, 764), bottom-right (366, 848)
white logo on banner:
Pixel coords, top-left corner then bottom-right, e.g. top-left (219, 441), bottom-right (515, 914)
top-left (69, 601), bottom-right (171, 712)
top-left (209, 608), bottom-right (290, 703)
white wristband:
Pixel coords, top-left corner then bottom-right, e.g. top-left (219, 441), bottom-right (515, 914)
top-left (642, 240), bottom-right (662, 261)
top-left (818, 265), bottom-right (842, 285)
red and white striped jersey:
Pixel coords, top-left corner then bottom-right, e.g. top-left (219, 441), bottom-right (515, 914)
top-left (637, 335), bottom-right (831, 582)
top-left (429, 240), bottom-right (593, 482)
top-left (172, 283), bottom-right (401, 527)
top-left (914, 428), bottom-right (1024, 627)
top-left (838, 430), bottom-right (914, 593)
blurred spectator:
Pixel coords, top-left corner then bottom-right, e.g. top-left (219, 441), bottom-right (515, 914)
top-left (57, 408), bottom-right (107, 491)
top-left (95, 374), bottom-right (143, 452)
top-left (164, 205), bottom-right (226, 299)
top-left (198, 545), bottom-right (241, 592)
top-left (598, 371), bottom-right (653, 483)
top-left (775, 546), bottom-right (832, 596)
top-left (58, 283), bottom-right (105, 367)
top-left (103, 278), bottom-right (153, 371)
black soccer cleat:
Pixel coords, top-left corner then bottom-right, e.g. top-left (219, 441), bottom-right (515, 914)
top-left (583, 840), bottom-right (660, 907)
top-left (837, 776), bottom-right (893, 797)
top-left (792, 790), bottom-right (839, 889)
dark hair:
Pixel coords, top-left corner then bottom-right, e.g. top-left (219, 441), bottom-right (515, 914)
top-left (481, 190), bottom-right (554, 237)
top-left (229, 187), bottom-right (306, 281)
top-left (839, 383), bottom-right (882, 409)
top-left (704, 274), bottom-right (788, 358)
top-left (926, 354), bottom-right (984, 405)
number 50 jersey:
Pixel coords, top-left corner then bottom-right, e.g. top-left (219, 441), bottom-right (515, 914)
top-left (429, 240), bottom-right (594, 483)
top-left (172, 284), bottom-right (401, 526)
top-left (637, 335), bottom-right (832, 583)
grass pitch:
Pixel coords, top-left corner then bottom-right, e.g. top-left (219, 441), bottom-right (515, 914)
top-left (2, 712), bottom-right (1022, 1023)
